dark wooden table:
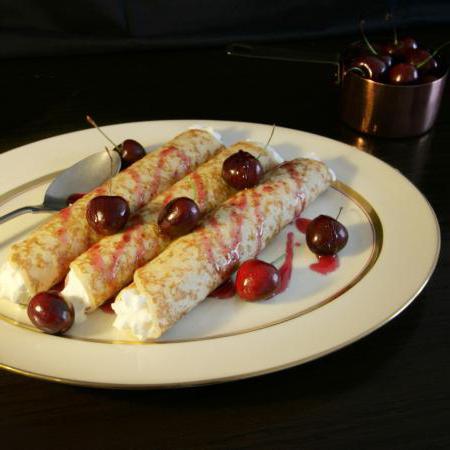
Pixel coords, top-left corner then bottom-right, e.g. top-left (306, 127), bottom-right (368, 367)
top-left (1, 28), bottom-right (449, 449)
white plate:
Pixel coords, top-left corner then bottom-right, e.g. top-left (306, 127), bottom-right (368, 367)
top-left (0, 120), bottom-right (440, 388)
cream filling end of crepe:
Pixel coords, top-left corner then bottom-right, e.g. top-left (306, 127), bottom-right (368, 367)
top-left (188, 125), bottom-right (223, 144)
top-left (112, 287), bottom-right (158, 341)
top-left (0, 261), bottom-right (29, 304)
top-left (61, 270), bottom-right (91, 324)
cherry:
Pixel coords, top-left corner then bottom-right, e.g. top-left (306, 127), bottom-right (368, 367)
top-left (306, 215), bottom-right (348, 256)
top-left (222, 150), bottom-right (263, 190)
top-left (235, 259), bottom-right (280, 301)
top-left (378, 41), bottom-right (398, 57)
top-left (27, 291), bottom-right (74, 334)
top-left (388, 63), bottom-right (419, 85)
top-left (399, 36), bottom-right (418, 50)
top-left (346, 56), bottom-right (387, 81)
top-left (66, 192), bottom-right (85, 206)
top-left (158, 197), bottom-right (200, 238)
top-left (86, 115), bottom-right (145, 170)
top-left (118, 139), bottom-right (146, 169)
top-left (379, 54), bottom-right (393, 68)
top-left (421, 74), bottom-right (439, 83)
top-left (86, 196), bottom-right (130, 235)
top-left (402, 48), bottom-right (438, 75)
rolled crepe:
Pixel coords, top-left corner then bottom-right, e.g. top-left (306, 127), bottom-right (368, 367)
top-left (0, 129), bottom-right (223, 304)
top-left (112, 158), bottom-right (332, 340)
top-left (62, 141), bottom-right (283, 321)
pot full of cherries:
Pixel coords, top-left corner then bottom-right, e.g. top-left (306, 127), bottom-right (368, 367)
top-left (227, 18), bottom-right (448, 138)
top-left (340, 20), bottom-right (448, 138)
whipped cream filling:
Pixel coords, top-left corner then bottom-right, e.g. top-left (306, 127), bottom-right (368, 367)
top-left (244, 139), bottom-right (284, 165)
top-left (0, 261), bottom-right (29, 304)
top-left (302, 151), bottom-right (336, 182)
top-left (61, 270), bottom-right (91, 323)
top-left (112, 287), bottom-right (156, 341)
top-left (189, 124), bottom-right (224, 144)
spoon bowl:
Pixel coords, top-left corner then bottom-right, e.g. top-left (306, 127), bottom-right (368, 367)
top-left (0, 150), bottom-right (121, 224)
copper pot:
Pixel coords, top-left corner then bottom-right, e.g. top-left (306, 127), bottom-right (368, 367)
top-left (227, 43), bottom-right (448, 138)
top-left (340, 70), bottom-right (448, 138)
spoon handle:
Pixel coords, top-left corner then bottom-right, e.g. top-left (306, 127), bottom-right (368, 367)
top-left (0, 205), bottom-right (55, 225)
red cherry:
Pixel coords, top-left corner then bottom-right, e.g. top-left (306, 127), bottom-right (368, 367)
top-left (119, 139), bottom-right (146, 169)
top-left (86, 196), bottom-right (130, 235)
top-left (222, 150), bottom-right (263, 190)
top-left (388, 63), bottom-right (419, 85)
top-left (66, 192), bottom-right (85, 206)
top-left (397, 37), bottom-right (418, 52)
top-left (27, 291), bottom-right (74, 334)
top-left (421, 74), bottom-right (439, 83)
top-left (158, 197), bottom-right (200, 238)
top-left (346, 56), bottom-right (387, 81)
top-left (306, 215), bottom-right (348, 256)
top-left (378, 41), bottom-right (398, 56)
top-left (402, 48), bottom-right (438, 75)
top-left (235, 259), bottom-right (281, 301)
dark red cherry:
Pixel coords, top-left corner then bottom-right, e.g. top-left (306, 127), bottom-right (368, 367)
top-left (27, 291), bottom-right (74, 334)
top-left (306, 215), bottom-right (348, 256)
top-left (388, 63), bottom-right (419, 85)
top-left (379, 54), bottom-right (393, 68)
top-left (402, 48), bottom-right (438, 75)
top-left (347, 56), bottom-right (387, 81)
top-left (235, 259), bottom-right (281, 301)
top-left (158, 197), bottom-right (200, 238)
top-left (397, 37), bottom-right (418, 52)
top-left (66, 192), bottom-right (85, 206)
top-left (222, 150), bottom-right (263, 190)
top-left (421, 74), bottom-right (439, 83)
top-left (119, 139), bottom-right (146, 169)
top-left (86, 196), bottom-right (130, 235)
top-left (378, 41), bottom-right (398, 57)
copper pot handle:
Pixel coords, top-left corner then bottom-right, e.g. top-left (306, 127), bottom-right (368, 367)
top-left (226, 43), bottom-right (342, 82)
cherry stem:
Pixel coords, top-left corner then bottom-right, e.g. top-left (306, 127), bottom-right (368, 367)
top-left (264, 124), bottom-right (276, 149)
top-left (385, 12), bottom-right (398, 45)
top-left (335, 206), bottom-right (343, 221)
top-left (271, 253), bottom-right (286, 267)
top-left (359, 20), bottom-right (378, 56)
top-left (416, 40), bottom-right (450, 69)
top-left (86, 115), bottom-right (120, 151)
top-left (347, 67), bottom-right (366, 77)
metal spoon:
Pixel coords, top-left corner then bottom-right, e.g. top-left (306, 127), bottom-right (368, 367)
top-left (0, 150), bottom-right (121, 224)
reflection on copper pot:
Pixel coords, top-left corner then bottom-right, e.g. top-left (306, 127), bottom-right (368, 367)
top-left (340, 71), bottom-right (448, 138)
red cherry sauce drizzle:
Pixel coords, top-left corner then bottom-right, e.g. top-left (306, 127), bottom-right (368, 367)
top-left (295, 217), bottom-right (311, 234)
top-left (51, 279), bottom-right (66, 292)
top-left (275, 232), bottom-right (295, 294)
top-left (310, 255), bottom-right (339, 275)
top-left (251, 189), bottom-right (264, 254)
top-left (283, 162), bottom-right (305, 215)
top-left (100, 299), bottom-right (114, 314)
top-left (127, 168), bottom-right (145, 209)
top-left (89, 243), bottom-right (107, 273)
top-left (209, 278), bottom-right (236, 299)
top-left (191, 171), bottom-right (207, 210)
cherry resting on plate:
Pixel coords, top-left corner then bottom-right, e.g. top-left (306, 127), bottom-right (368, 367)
top-left (86, 195), bottom-right (130, 235)
top-left (306, 215), bottom-right (348, 256)
top-left (86, 115), bottom-right (146, 169)
top-left (27, 291), bottom-right (74, 334)
top-left (118, 139), bottom-right (146, 169)
top-left (222, 150), bottom-right (263, 190)
top-left (158, 197), bottom-right (201, 238)
top-left (235, 259), bottom-right (281, 301)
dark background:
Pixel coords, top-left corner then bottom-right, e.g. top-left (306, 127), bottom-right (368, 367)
top-left (0, 0), bottom-right (449, 57)
top-left (0, 2), bottom-right (449, 450)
